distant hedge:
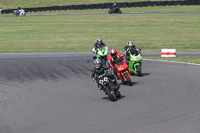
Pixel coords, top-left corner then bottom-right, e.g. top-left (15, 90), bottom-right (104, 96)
top-left (1, 0), bottom-right (200, 14)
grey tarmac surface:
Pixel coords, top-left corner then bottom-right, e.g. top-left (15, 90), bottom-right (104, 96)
top-left (1, 12), bottom-right (200, 17)
top-left (26, 12), bottom-right (200, 16)
top-left (0, 53), bottom-right (200, 133)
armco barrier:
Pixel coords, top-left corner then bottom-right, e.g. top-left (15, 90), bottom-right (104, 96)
top-left (1, 0), bottom-right (200, 14)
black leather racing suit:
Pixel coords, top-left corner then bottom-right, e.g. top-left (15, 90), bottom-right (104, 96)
top-left (91, 66), bottom-right (117, 89)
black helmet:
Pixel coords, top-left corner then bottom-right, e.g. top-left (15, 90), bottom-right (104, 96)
top-left (94, 58), bottom-right (103, 69)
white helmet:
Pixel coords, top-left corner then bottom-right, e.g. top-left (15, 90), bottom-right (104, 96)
top-left (127, 41), bottom-right (136, 48)
top-left (127, 41), bottom-right (133, 46)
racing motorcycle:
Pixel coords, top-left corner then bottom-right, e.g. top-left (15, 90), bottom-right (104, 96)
top-left (93, 45), bottom-right (108, 66)
top-left (108, 7), bottom-right (122, 14)
top-left (114, 56), bottom-right (132, 86)
top-left (97, 71), bottom-right (121, 101)
top-left (13, 9), bottom-right (26, 16)
top-left (128, 49), bottom-right (143, 76)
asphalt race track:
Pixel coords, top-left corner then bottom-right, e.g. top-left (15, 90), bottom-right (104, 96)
top-left (1, 12), bottom-right (200, 17)
top-left (0, 53), bottom-right (200, 133)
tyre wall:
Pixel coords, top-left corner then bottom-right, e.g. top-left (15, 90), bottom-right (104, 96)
top-left (1, 0), bottom-right (200, 14)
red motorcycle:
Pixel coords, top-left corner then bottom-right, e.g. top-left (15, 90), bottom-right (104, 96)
top-left (114, 57), bottom-right (132, 86)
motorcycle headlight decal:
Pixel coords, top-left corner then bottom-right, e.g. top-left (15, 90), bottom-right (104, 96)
top-left (99, 79), bottom-right (103, 84)
top-left (104, 77), bottom-right (108, 81)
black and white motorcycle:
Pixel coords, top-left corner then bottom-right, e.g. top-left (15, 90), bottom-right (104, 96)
top-left (14, 9), bottom-right (26, 16)
top-left (97, 71), bottom-right (121, 101)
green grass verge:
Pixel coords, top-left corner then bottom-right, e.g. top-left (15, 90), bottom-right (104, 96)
top-left (0, 0), bottom-right (184, 9)
top-left (144, 56), bottom-right (200, 64)
top-left (1, 10), bottom-right (200, 52)
top-left (0, 6), bottom-right (200, 64)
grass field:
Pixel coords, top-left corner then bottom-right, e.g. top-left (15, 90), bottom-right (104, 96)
top-left (0, 4), bottom-right (200, 64)
top-left (1, 11), bottom-right (200, 52)
top-left (0, 0), bottom-right (184, 9)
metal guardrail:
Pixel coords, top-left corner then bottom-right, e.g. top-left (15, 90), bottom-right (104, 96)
top-left (1, 0), bottom-right (200, 14)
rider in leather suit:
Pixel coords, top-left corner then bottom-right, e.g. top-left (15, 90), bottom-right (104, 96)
top-left (91, 58), bottom-right (119, 90)
top-left (92, 38), bottom-right (106, 60)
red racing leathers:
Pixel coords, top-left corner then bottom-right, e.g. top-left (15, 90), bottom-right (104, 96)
top-left (108, 52), bottom-right (123, 68)
top-left (108, 52), bottom-right (124, 78)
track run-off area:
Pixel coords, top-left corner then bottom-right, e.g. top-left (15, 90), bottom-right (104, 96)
top-left (0, 52), bottom-right (200, 133)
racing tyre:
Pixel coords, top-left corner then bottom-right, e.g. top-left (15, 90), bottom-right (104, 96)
top-left (136, 65), bottom-right (141, 77)
top-left (124, 73), bottom-right (132, 86)
top-left (105, 86), bottom-right (117, 101)
top-left (108, 10), bottom-right (112, 14)
top-left (102, 59), bottom-right (107, 66)
top-left (116, 91), bottom-right (121, 98)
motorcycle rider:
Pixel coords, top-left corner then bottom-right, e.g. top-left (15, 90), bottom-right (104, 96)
top-left (108, 48), bottom-right (124, 79)
top-left (124, 41), bottom-right (141, 63)
top-left (17, 7), bottom-right (21, 12)
top-left (92, 38), bottom-right (106, 60)
top-left (112, 3), bottom-right (119, 12)
top-left (91, 58), bottom-right (119, 91)
top-left (15, 7), bottom-right (21, 15)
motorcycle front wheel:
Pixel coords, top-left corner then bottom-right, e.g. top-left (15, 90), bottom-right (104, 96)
top-left (116, 91), bottom-right (121, 98)
top-left (102, 58), bottom-right (107, 66)
top-left (105, 86), bottom-right (117, 101)
top-left (136, 65), bottom-right (141, 77)
top-left (124, 73), bottom-right (132, 86)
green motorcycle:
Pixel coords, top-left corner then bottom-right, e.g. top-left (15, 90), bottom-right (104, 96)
top-left (93, 45), bottom-right (108, 66)
top-left (128, 50), bottom-right (142, 76)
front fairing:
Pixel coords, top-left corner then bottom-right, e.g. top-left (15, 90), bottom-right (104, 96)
top-left (98, 75), bottom-right (111, 87)
top-left (97, 46), bottom-right (108, 57)
top-left (115, 57), bottom-right (128, 72)
top-left (114, 58), bottom-right (131, 82)
top-left (130, 53), bottom-right (142, 63)
top-left (129, 53), bottom-right (142, 73)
